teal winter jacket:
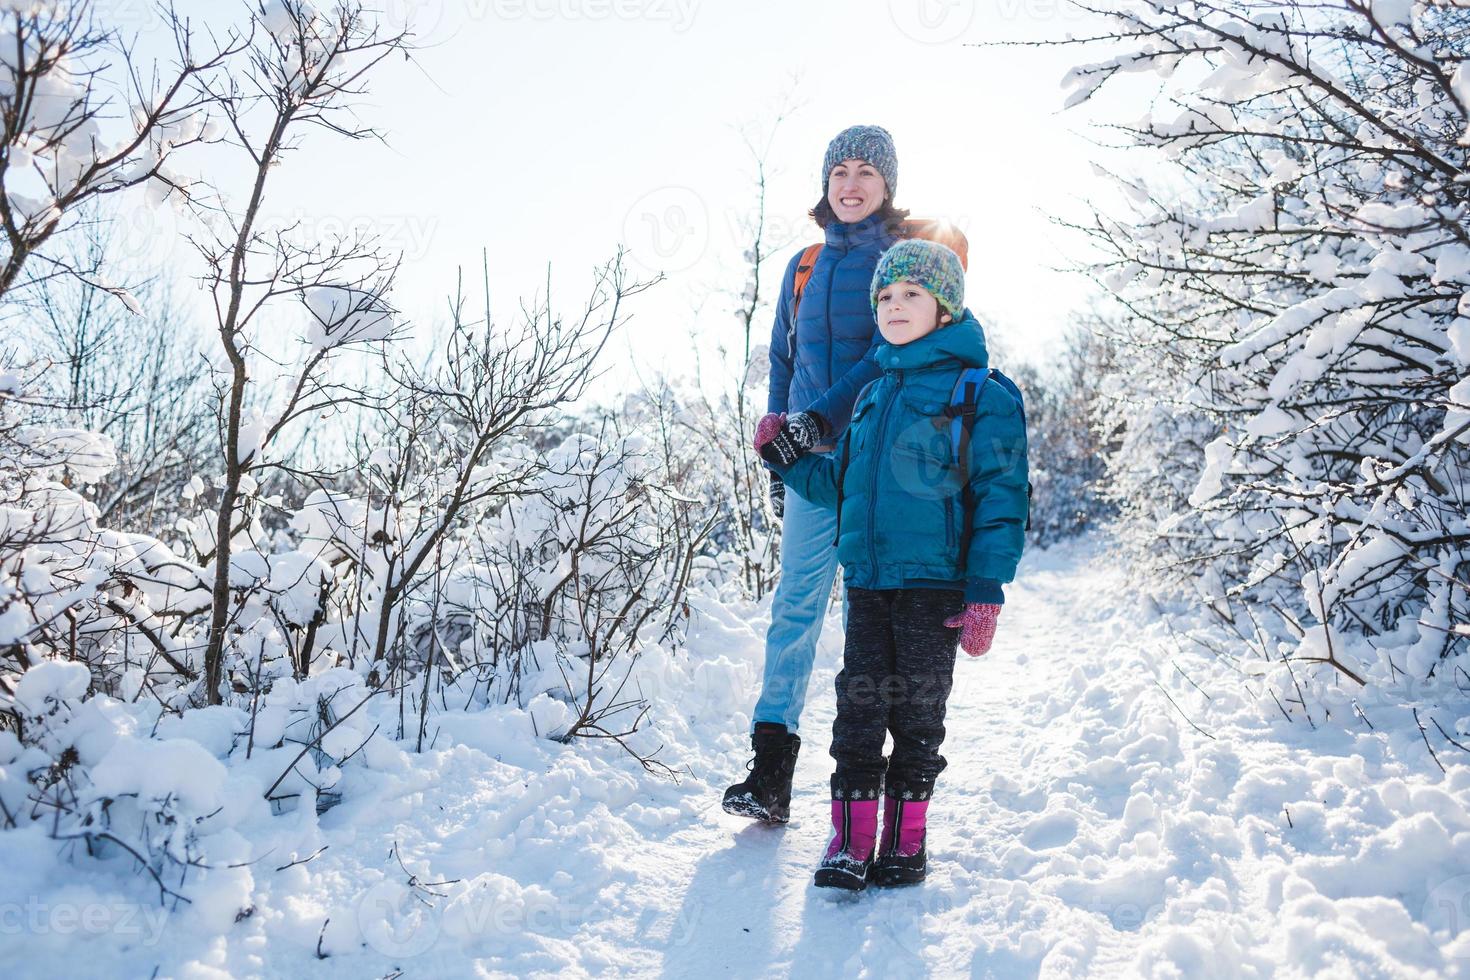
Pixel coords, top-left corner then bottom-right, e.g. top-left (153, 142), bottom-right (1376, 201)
top-left (773, 311), bottom-right (1028, 604)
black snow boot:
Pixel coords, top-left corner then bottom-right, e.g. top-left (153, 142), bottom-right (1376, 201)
top-left (722, 722), bottom-right (801, 823)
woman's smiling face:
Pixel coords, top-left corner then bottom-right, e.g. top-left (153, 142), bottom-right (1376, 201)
top-left (827, 158), bottom-right (887, 224)
top-left (876, 280), bottom-right (950, 345)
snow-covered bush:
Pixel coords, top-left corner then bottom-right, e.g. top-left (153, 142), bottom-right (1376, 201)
top-left (0, 0), bottom-right (722, 927)
top-left (1057, 0), bottom-right (1470, 726)
top-left (0, 371), bottom-right (210, 698)
top-left (0, 0), bottom-right (226, 301)
top-left (18, 217), bottom-right (216, 533)
top-left (5, 660), bottom-right (239, 888)
top-left (0, 290), bottom-right (703, 861)
top-left (1000, 322), bottom-right (1119, 548)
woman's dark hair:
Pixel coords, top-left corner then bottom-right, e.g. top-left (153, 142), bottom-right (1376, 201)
top-left (809, 194), bottom-right (911, 231)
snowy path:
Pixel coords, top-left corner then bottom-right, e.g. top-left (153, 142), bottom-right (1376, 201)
top-left (620, 546), bottom-right (1110, 978)
top-left (10, 537), bottom-right (1470, 978)
top-left (306, 547), bottom-right (1121, 978)
top-left (612, 538), bottom-right (1470, 979)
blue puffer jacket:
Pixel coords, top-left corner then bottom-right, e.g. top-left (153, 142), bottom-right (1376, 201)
top-left (767, 212), bottom-right (899, 439)
top-left (772, 312), bottom-right (1029, 604)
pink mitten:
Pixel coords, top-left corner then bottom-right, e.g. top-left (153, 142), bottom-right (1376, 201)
top-left (754, 412), bottom-right (786, 453)
top-left (944, 603), bottom-right (1001, 657)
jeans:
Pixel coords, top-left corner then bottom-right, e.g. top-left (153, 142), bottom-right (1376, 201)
top-left (752, 488), bottom-right (841, 733)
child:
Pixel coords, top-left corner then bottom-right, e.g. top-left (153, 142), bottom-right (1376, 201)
top-left (755, 239), bottom-right (1029, 891)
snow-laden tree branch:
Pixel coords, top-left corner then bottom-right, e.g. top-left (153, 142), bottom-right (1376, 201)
top-left (1035, 0), bottom-right (1470, 723)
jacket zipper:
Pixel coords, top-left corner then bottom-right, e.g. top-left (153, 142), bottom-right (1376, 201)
top-left (945, 496), bottom-right (956, 552)
top-left (867, 371), bottom-right (901, 572)
top-left (825, 245), bottom-right (837, 401)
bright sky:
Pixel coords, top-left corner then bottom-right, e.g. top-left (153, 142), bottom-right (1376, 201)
top-left (126, 0), bottom-right (1144, 391)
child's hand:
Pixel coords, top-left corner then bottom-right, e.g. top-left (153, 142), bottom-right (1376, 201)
top-left (944, 603), bottom-right (1001, 657)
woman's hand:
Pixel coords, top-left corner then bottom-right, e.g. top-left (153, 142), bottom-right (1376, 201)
top-left (944, 603), bottom-right (1001, 657)
top-left (754, 412), bottom-right (786, 453)
top-left (756, 411), bottom-right (827, 467)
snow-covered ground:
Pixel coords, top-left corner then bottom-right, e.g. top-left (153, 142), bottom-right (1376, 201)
top-left (5, 534), bottom-right (1469, 978)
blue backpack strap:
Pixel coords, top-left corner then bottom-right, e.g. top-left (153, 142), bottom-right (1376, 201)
top-left (947, 367), bottom-right (991, 460)
top-left (945, 368), bottom-right (990, 562)
top-left (946, 367), bottom-right (1036, 560)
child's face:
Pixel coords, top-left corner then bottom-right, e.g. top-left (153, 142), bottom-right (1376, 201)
top-left (876, 280), bottom-right (951, 345)
top-left (827, 158), bottom-right (886, 224)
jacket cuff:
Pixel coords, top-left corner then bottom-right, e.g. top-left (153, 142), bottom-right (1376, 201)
top-left (965, 578), bottom-right (1005, 605)
top-left (763, 453), bottom-right (794, 474)
top-left (806, 395), bottom-right (849, 436)
top-left (793, 410), bottom-right (830, 442)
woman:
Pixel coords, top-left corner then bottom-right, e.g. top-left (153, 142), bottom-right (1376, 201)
top-left (723, 124), bottom-right (908, 823)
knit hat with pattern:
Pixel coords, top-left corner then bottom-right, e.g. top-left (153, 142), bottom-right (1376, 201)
top-left (870, 239), bottom-right (966, 319)
top-left (822, 124), bottom-right (897, 198)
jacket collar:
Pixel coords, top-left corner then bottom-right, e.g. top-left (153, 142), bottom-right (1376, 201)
top-left (823, 211), bottom-right (893, 250)
top-left (875, 310), bottom-right (989, 373)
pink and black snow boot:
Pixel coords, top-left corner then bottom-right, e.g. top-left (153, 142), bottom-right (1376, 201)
top-left (872, 789), bottom-right (929, 887)
top-left (813, 784), bottom-right (880, 891)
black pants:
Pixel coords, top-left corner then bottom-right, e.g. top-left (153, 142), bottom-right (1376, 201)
top-left (829, 587), bottom-right (963, 801)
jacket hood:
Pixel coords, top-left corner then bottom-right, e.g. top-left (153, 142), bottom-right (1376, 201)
top-left (875, 309), bottom-right (988, 373)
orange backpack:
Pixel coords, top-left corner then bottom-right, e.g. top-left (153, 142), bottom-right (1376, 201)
top-left (791, 218), bottom-right (970, 317)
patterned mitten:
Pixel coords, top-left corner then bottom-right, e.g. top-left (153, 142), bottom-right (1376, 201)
top-left (759, 411), bottom-right (826, 467)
